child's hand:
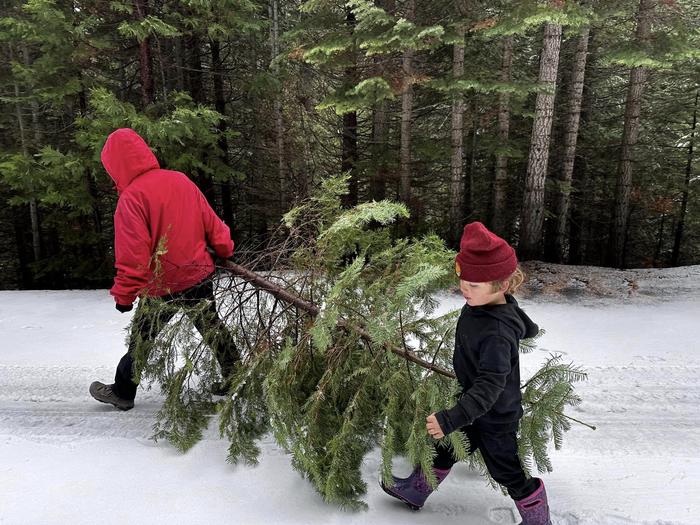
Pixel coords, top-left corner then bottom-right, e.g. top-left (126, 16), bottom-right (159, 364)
top-left (426, 413), bottom-right (445, 439)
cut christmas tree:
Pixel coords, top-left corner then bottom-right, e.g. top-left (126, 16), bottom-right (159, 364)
top-left (131, 175), bottom-right (589, 509)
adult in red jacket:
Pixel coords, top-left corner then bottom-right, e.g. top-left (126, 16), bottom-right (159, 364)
top-left (90, 128), bottom-right (239, 410)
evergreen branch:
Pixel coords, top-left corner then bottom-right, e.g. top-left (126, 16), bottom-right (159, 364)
top-left (218, 259), bottom-right (456, 378)
top-left (558, 411), bottom-right (596, 431)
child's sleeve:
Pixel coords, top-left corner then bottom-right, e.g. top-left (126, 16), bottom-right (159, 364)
top-left (199, 191), bottom-right (234, 259)
top-left (435, 336), bottom-right (512, 435)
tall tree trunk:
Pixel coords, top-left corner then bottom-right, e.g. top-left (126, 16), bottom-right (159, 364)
top-left (18, 44), bottom-right (42, 265)
top-left (569, 29), bottom-right (596, 265)
top-left (370, 73), bottom-right (388, 201)
top-left (10, 44), bottom-right (39, 281)
top-left (448, 21), bottom-right (467, 248)
top-left (134, 0), bottom-right (154, 106)
top-left (653, 213), bottom-right (666, 266)
top-left (492, 35), bottom-right (514, 236)
top-left (519, 22), bottom-right (562, 260)
top-left (211, 39), bottom-right (234, 228)
top-left (342, 109), bottom-right (359, 206)
top-left (609, 0), bottom-right (655, 268)
top-left (187, 34), bottom-right (203, 103)
top-left (174, 37), bottom-right (186, 92)
top-left (551, 26), bottom-right (590, 262)
top-left (184, 33), bottom-right (212, 199)
top-left (269, 0), bottom-right (288, 212)
top-left (671, 89), bottom-right (698, 266)
top-left (155, 36), bottom-right (168, 102)
top-left (466, 107), bottom-right (478, 220)
top-left (399, 0), bottom-right (415, 211)
top-left (369, 0), bottom-right (394, 202)
top-left (342, 8), bottom-right (359, 207)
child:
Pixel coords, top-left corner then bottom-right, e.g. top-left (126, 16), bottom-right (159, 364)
top-left (89, 128), bottom-right (239, 410)
top-left (381, 222), bottom-right (551, 525)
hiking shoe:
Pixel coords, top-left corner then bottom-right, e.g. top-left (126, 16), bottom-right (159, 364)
top-left (89, 381), bottom-right (134, 411)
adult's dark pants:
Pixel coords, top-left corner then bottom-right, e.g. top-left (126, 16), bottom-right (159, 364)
top-left (432, 425), bottom-right (540, 501)
top-left (112, 276), bottom-right (239, 401)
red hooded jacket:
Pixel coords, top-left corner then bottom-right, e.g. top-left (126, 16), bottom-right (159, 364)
top-left (101, 128), bottom-right (234, 306)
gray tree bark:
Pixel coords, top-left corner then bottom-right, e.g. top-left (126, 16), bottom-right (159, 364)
top-left (342, 7), bottom-right (359, 207)
top-left (552, 27), bottom-right (590, 262)
top-left (671, 90), bottom-right (698, 266)
top-left (448, 21), bottom-right (467, 247)
top-left (369, 0), bottom-right (394, 202)
top-left (492, 35), bottom-right (514, 236)
top-left (134, 0), bottom-right (154, 106)
top-left (609, 0), bottom-right (656, 268)
top-left (519, 22), bottom-right (563, 260)
top-left (399, 0), bottom-right (415, 210)
top-left (18, 44), bottom-right (42, 264)
top-left (269, 0), bottom-right (288, 212)
top-left (211, 39), bottom-right (234, 227)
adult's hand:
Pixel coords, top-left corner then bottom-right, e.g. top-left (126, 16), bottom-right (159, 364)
top-left (115, 303), bottom-right (133, 313)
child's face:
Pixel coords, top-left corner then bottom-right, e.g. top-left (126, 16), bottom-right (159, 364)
top-left (459, 279), bottom-right (507, 307)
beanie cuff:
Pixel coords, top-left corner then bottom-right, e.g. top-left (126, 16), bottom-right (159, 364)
top-left (456, 252), bottom-right (517, 283)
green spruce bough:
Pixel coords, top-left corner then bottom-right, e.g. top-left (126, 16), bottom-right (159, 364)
top-left (132, 176), bottom-right (588, 509)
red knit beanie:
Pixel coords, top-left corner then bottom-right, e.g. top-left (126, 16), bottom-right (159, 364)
top-left (455, 222), bottom-right (517, 282)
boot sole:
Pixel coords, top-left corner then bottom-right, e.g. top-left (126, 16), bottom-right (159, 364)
top-left (379, 481), bottom-right (422, 511)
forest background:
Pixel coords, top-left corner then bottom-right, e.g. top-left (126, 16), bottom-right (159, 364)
top-left (0, 0), bottom-right (698, 290)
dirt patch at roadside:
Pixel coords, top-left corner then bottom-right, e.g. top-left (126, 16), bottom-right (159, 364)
top-left (515, 262), bottom-right (700, 302)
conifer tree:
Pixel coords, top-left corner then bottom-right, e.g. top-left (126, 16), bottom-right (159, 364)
top-left (132, 175), bottom-right (590, 509)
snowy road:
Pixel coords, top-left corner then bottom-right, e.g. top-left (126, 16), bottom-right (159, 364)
top-left (1, 289), bottom-right (699, 524)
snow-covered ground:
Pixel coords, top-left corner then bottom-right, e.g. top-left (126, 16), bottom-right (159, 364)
top-left (1, 271), bottom-right (699, 525)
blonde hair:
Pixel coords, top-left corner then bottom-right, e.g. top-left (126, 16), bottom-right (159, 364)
top-left (490, 266), bottom-right (525, 295)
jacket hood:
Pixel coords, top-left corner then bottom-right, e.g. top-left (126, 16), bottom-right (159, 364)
top-left (101, 128), bottom-right (160, 193)
top-left (469, 295), bottom-right (539, 339)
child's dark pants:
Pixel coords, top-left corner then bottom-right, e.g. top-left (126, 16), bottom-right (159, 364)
top-left (433, 425), bottom-right (540, 501)
top-left (112, 277), bottom-right (239, 400)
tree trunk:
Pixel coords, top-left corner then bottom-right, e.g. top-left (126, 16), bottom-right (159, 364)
top-left (342, 110), bottom-right (359, 206)
top-left (342, 8), bottom-right (359, 207)
top-left (519, 22), bottom-right (562, 260)
top-left (552, 27), bottom-right (590, 263)
top-left (187, 34), bottom-right (203, 103)
top-left (134, 0), bottom-right (154, 106)
top-left (174, 37), bottom-right (186, 92)
top-left (671, 89), bottom-right (698, 266)
top-left (399, 0), bottom-right (415, 211)
top-left (269, 0), bottom-right (288, 212)
top-left (370, 81), bottom-right (388, 201)
top-left (465, 107), bottom-right (478, 221)
top-left (369, 0), bottom-right (394, 202)
top-left (18, 44), bottom-right (42, 265)
top-left (10, 44), bottom-right (40, 278)
top-left (492, 35), bottom-right (514, 236)
top-left (653, 213), bottom-right (666, 266)
top-left (609, 0), bottom-right (655, 268)
top-left (448, 23), bottom-right (467, 248)
top-left (211, 39), bottom-right (234, 228)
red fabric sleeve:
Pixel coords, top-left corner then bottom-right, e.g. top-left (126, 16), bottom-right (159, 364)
top-left (199, 192), bottom-right (234, 259)
top-left (110, 195), bottom-right (152, 305)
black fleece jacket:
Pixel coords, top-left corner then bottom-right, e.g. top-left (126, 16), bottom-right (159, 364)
top-left (435, 295), bottom-right (539, 434)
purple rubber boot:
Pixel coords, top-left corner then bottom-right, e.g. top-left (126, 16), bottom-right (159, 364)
top-left (514, 478), bottom-right (552, 525)
top-left (380, 466), bottom-right (450, 510)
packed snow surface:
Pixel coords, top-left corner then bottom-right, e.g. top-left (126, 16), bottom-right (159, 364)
top-left (1, 267), bottom-right (699, 524)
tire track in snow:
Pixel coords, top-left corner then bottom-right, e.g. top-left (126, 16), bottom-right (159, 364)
top-left (2, 363), bottom-right (699, 456)
top-left (0, 365), bottom-right (166, 442)
top-left (559, 364), bottom-right (700, 457)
